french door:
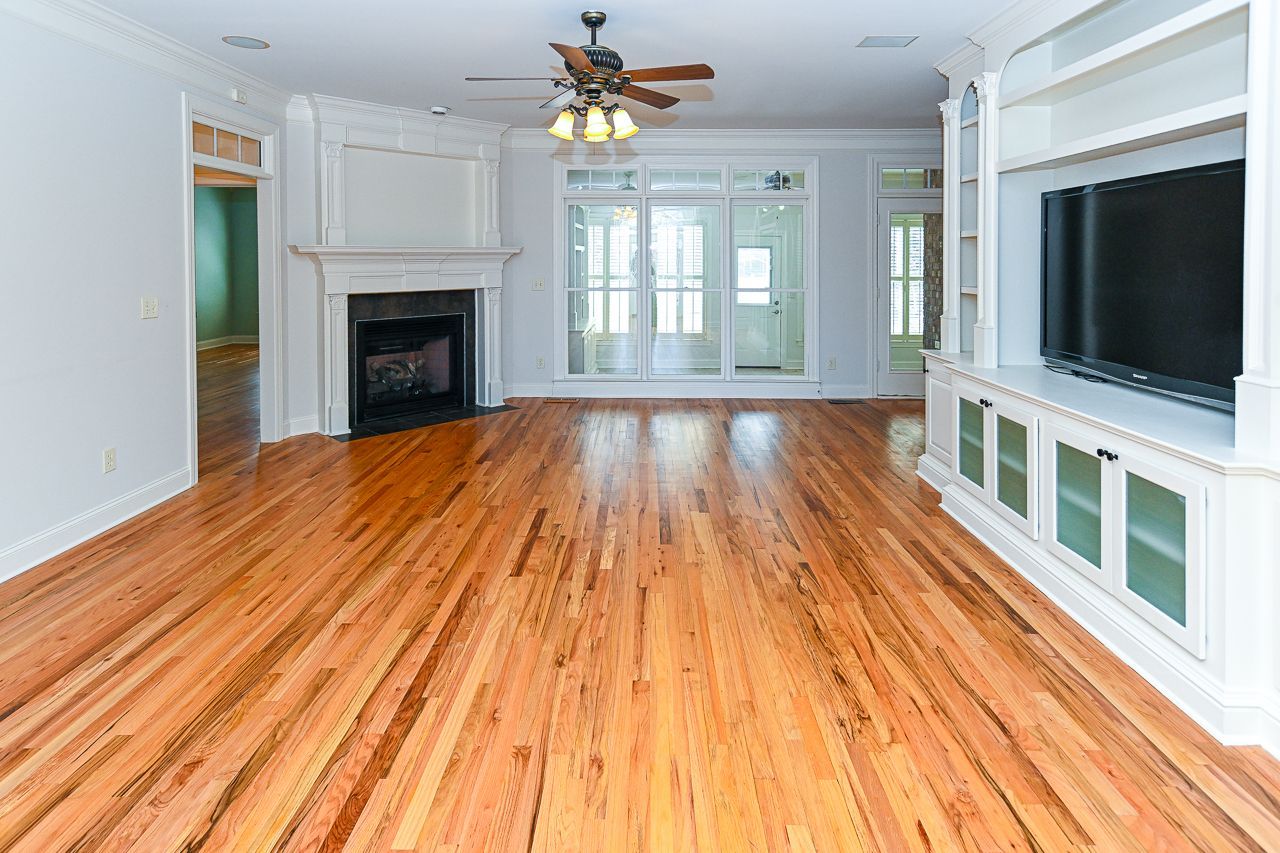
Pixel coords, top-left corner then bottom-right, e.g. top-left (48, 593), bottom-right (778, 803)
top-left (564, 199), bottom-right (807, 381)
top-left (876, 197), bottom-right (941, 396)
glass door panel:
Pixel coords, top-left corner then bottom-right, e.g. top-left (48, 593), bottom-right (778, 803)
top-left (566, 204), bottom-right (639, 375)
top-left (1123, 472), bottom-right (1188, 626)
top-left (1054, 440), bottom-right (1105, 572)
top-left (956, 396), bottom-right (986, 491)
top-left (649, 205), bottom-right (722, 376)
top-left (996, 414), bottom-right (1029, 518)
top-left (732, 204), bottom-right (805, 376)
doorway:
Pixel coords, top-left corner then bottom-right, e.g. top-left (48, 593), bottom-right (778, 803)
top-left (193, 166), bottom-right (260, 473)
top-left (876, 197), bottom-right (942, 396)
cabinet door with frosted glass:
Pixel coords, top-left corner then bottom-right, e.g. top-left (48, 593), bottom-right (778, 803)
top-left (952, 385), bottom-right (991, 503)
top-left (1043, 423), bottom-right (1112, 588)
top-left (1114, 454), bottom-right (1206, 657)
top-left (990, 401), bottom-right (1038, 539)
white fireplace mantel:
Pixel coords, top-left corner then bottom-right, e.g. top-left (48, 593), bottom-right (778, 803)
top-left (292, 244), bottom-right (522, 435)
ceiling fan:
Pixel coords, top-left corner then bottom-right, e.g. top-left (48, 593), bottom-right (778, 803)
top-left (465, 10), bottom-right (714, 142)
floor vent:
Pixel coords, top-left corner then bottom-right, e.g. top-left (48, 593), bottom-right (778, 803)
top-left (545, 398), bottom-right (581, 404)
top-left (827, 399), bottom-right (866, 405)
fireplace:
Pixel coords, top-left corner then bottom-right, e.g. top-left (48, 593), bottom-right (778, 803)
top-left (352, 313), bottom-right (466, 424)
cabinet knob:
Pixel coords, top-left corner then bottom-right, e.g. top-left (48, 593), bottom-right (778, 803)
top-left (1096, 448), bottom-right (1118, 461)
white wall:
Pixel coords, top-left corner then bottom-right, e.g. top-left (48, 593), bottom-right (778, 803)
top-left (499, 132), bottom-right (941, 397)
top-left (343, 149), bottom-right (477, 246)
top-left (0, 4), bottom-right (290, 578)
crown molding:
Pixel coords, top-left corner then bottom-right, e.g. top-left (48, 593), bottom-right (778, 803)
top-left (501, 127), bottom-right (941, 152)
top-left (0, 0), bottom-right (292, 110)
top-left (286, 94), bottom-right (314, 124)
top-left (310, 94), bottom-right (509, 155)
top-left (966, 0), bottom-right (1084, 52)
top-left (934, 40), bottom-right (984, 78)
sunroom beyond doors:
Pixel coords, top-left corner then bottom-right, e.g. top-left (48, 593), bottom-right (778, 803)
top-left (559, 160), bottom-right (814, 387)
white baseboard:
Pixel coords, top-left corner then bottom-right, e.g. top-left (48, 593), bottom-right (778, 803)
top-left (196, 335), bottom-right (259, 351)
top-left (916, 453), bottom-right (951, 492)
top-left (820, 384), bottom-right (874, 399)
top-left (285, 415), bottom-right (319, 437)
top-left (0, 468), bottom-right (191, 584)
top-left (938, 482), bottom-right (1280, 755)
top-left (507, 381), bottom-right (822, 399)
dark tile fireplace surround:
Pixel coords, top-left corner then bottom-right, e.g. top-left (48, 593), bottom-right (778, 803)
top-left (343, 290), bottom-right (511, 440)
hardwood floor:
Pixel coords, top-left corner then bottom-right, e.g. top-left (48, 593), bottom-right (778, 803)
top-left (0, 353), bottom-right (1277, 851)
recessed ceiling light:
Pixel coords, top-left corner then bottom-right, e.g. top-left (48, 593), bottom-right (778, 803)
top-left (857, 35), bottom-right (918, 48)
top-left (222, 35), bottom-right (270, 50)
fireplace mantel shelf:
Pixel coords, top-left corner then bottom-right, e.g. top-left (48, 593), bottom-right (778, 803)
top-left (293, 245), bottom-right (522, 263)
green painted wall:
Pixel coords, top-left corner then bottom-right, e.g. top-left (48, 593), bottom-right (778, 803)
top-left (194, 187), bottom-right (257, 344)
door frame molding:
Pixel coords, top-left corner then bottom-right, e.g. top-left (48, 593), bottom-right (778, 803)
top-left (181, 93), bottom-right (285, 483)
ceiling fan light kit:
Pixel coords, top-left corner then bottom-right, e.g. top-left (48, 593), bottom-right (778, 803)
top-left (466, 10), bottom-right (714, 143)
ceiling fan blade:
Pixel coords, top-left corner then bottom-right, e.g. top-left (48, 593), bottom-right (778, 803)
top-left (622, 64), bottom-right (714, 82)
top-left (466, 76), bottom-right (567, 81)
top-left (540, 88), bottom-right (579, 110)
top-left (550, 42), bottom-right (596, 74)
top-left (622, 84), bottom-right (680, 110)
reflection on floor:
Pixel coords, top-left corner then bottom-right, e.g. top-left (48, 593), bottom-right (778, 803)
top-left (197, 343), bottom-right (259, 476)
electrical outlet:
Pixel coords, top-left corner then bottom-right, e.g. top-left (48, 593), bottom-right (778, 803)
top-left (535, 356), bottom-right (546, 369)
top-left (532, 278), bottom-right (545, 291)
top-left (140, 296), bottom-right (159, 319)
top-left (826, 356), bottom-right (838, 371)
top-left (102, 447), bottom-right (117, 473)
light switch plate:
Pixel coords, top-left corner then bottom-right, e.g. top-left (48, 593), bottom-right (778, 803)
top-left (533, 278), bottom-right (545, 291)
top-left (140, 296), bottom-right (159, 319)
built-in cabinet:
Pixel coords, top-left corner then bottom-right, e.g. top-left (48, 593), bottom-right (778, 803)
top-left (923, 354), bottom-right (1211, 658)
top-left (1043, 424), bottom-right (1206, 656)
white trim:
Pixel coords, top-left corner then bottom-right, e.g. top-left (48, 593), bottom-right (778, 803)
top-left (820, 384), bottom-right (874, 399)
top-left (183, 93), bottom-right (287, 474)
top-left (507, 380), bottom-right (822, 399)
top-left (503, 127), bottom-right (941, 151)
top-left (286, 415), bottom-right (320, 437)
top-left (0, 0), bottom-right (290, 110)
top-left (0, 468), bottom-right (190, 584)
top-left (935, 40), bottom-right (985, 78)
top-left (196, 334), bottom-right (260, 351)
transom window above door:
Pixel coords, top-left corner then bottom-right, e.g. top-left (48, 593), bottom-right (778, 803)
top-left (192, 121), bottom-right (261, 167)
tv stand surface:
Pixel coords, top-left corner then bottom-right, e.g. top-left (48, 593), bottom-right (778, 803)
top-left (928, 352), bottom-right (1246, 470)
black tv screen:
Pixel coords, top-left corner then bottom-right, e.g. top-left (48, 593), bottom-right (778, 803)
top-left (1041, 160), bottom-right (1245, 407)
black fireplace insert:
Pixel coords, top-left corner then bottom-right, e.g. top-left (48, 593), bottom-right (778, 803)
top-left (353, 313), bottom-right (466, 424)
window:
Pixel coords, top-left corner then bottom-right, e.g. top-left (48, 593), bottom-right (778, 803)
top-left (733, 169), bottom-right (805, 191)
top-left (649, 169), bottom-right (722, 192)
top-left (880, 167), bottom-right (943, 190)
top-left (567, 205), bottom-right (639, 375)
top-left (652, 222), bottom-right (705, 333)
top-left (735, 248), bottom-right (772, 305)
top-left (192, 121), bottom-right (262, 167)
top-left (889, 213), bottom-right (925, 370)
top-left (566, 169), bottom-right (638, 191)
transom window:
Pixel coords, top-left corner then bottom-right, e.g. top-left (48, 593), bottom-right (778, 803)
top-left (192, 121), bottom-right (261, 167)
top-left (880, 167), bottom-right (943, 190)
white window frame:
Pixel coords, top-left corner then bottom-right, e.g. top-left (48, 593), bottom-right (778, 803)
top-left (552, 156), bottom-right (819, 389)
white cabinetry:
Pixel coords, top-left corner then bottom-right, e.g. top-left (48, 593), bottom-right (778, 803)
top-left (953, 379), bottom-right (1040, 539)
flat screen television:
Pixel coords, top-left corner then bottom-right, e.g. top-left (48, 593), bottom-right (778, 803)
top-left (1041, 159), bottom-right (1245, 410)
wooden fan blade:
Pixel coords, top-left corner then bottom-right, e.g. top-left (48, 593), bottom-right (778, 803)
top-left (622, 64), bottom-right (714, 82)
top-left (540, 88), bottom-right (579, 110)
top-left (550, 43), bottom-right (596, 73)
top-left (622, 84), bottom-right (680, 110)
top-left (466, 76), bottom-right (567, 81)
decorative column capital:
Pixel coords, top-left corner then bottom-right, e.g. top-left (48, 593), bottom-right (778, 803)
top-left (485, 286), bottom-right (502, 306)
top-left (322, 141), bottom-right (344, 160)
top-left (973, 71), bottom-right (1000, 105)
top-left (938, 98), bottom-right (962, 123)
top-left (327, 293), bottom-right (347, 311)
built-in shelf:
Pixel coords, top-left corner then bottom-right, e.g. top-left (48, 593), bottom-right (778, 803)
top-left (960, 230), bottom-right (978, 239)
top-left (1000, 0), bottom-right (1248, 109)
top-left (960, 172), bottom-right (978, 183)
top-left (997, 94), bottom-right (1246, 173)
top-left (960, 115), bottom-right (978, 129)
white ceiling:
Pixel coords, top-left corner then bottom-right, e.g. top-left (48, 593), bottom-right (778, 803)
top-left (97, 0), bottom-right (1009, 129)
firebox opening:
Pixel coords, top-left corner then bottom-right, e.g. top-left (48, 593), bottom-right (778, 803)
top-left (353, 313), bottom-right (466, 424)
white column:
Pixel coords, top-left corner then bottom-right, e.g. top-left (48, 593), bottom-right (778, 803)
top-left (483, 160), bottom-right (502, 247)
top-left (973, 72), bottom-right (1000, 368)
top-left (1237, 0), bottom-right (1280, 458)
top-left (321, 142), bottom-right (347, 246)
top-left (483, 286), bottom-right (505, 405)
top-left (939, 98), bottom-right (962, 353)
top-left (325, 293), bottom-right (350, 434)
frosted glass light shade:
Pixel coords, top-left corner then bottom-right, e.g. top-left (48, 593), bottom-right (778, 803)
top-left (548, 110), bottom-right (575, 141)
top-left (611, 108), bottom-right (638, 140)
top-left (584, 106), bottom-right (611, 142)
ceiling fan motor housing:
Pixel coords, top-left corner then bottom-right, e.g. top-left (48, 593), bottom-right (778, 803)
top-left (566, 45), bottom-right (624, 76)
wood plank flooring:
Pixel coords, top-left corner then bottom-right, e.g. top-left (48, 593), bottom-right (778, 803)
top-left (0, 348), bottom-right (1277, 850)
